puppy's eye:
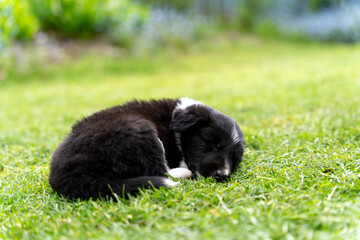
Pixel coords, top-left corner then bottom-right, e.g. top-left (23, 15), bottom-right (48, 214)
top-left (210, 143), bottom-right (221, 151)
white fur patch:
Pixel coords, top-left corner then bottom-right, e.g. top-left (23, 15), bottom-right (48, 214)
top-left (174, 132), bottom-right (188, 169)
top-left (158, 138), bottom-right (170, 171)
top-left (179, 159), bottom-right (188, 169)
top-left (176, 97), bottom-right (204, 110)
top-left (162, 178), bottom-right (180, 187)
top-left (167, 168), bottom-right (192, 179)
top-left (232, 126), bottom-right (241, 143)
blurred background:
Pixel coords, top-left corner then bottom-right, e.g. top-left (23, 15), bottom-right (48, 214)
top-left (1, 0), bottom-right (360, 80)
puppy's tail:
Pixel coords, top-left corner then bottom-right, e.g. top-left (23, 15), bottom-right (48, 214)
top-left (49, 174), bottom-right (179, 200)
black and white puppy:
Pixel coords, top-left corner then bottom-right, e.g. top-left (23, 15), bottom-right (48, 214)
top-left (49, 98), bottom-right (244, 199)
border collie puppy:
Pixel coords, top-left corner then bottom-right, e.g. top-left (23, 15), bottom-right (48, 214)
top-left (49, 98), bottom-right (244, 199)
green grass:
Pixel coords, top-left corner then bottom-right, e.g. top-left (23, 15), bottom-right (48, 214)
top-left (1, 37), bottom-right (360, 239)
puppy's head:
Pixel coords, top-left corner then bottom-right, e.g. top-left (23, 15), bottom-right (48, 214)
top-left (170, 98), bottom-right (244, 181)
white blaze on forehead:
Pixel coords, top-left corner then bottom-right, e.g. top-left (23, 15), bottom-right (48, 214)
top-left (232, 126), bottom-right (241, 143)
top-left (176, 97), bottom-right (204, 110)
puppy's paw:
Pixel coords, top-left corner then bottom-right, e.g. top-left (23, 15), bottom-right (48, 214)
top-left (167, 168), bottom-right (192, 179)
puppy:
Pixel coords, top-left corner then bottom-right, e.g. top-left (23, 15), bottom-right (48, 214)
top-left (49, 98), bottom-right (244, 199)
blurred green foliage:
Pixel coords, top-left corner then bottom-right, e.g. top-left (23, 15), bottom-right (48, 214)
top-left (28, 0), bottom-right (104, 38)
top-left (236, 0), bottom-right (267, 31)
top-left (27, 0), bottom-right (148, 39)
top-left (0, 0), bottom-right (38, 46)
top-left (235, 0), bottom-right (342, 32)
top-left (0, 0), bottom-right (149, 58)
top-left (0, 0), bottom-right (39, 79)
top-left (0, 0), bottom-right (357, 63)
top-left (106, 1), bottom-right (149, 47)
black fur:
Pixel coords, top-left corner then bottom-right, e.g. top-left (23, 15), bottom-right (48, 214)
top-left (49, 98), bottom-right (244, 199)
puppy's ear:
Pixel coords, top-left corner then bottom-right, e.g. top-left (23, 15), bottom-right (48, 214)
top-left (170, 107), bottom-right (209, 132)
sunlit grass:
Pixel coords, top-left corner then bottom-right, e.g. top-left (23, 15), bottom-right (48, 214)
top-left (1, 37), bottom-right (360, 239)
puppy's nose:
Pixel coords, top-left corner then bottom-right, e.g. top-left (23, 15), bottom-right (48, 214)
top-left (214, 170), bottom-right (230, 182)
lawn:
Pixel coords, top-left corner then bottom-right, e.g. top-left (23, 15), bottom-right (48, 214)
top-left (1, 37), bottom-right (360, 239)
